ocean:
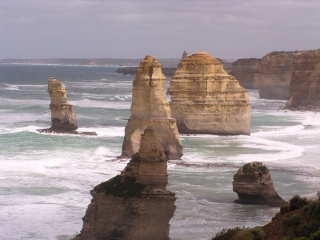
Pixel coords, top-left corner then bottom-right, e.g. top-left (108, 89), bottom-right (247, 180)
top-left (0, 63), bottom-right (319, 240)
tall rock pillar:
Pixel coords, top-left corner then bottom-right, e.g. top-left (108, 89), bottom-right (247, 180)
top-left (48, 77), bottom-right (78, 131)
top-left (73, 127), bottom-right (176, 240)
top-left (121, 55), bottom-right (183, 160)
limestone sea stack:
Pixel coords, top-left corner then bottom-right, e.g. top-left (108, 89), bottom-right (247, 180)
top-left (47, 77), bottom-right (78, 131)
top-left (73, 127), bottom-right (176, 240)
top-left (169, 52), bottom-right (251, 135)
top-left (233, 162), bottom-right (286, 205)
top-left (229, 58), bottom-right (261, 89)
top-left (286, 49), bottom-right (320, 110)
top-left (259, 51), bottom-right (299, 100)
top-left (121, 55), bottom-right (183, 160)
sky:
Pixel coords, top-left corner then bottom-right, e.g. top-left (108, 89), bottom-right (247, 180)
top-left (1, 0), bottom-right (320, 60)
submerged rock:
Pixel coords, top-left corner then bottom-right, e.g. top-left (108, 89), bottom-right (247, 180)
top-left (121, 55), bottom-right (183, 160)
top-left (170, 52), bottom-right (251, 135)
top-left (73, 127), bottom-right (176, 240)
top-left (286, 49), bottom-right (320, 110)
top-left (233, 162), bottom-right (286, 205)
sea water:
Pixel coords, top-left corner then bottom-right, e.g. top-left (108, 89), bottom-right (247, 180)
top-left (0, 64), bottom-right (319, 240)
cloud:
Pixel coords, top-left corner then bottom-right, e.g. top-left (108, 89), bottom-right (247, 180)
top-left (0, 0), bottom-right (319, 59)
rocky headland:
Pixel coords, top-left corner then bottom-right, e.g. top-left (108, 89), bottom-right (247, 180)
top-left (169, 52), bottom-right (251, 135)
top-left (39, 77), bottom-right (96, 135)
top-left (259, 51), bottom-right (300, 100)
top-left (233, 162), bottom-right (286, 205)
top-left (73, 127), bottom-right (176, 240)
top-left (286, 49), bottom-right (320, 111)
top-left (229, 58), bottom-right (261, 89)
top-left (121, 55), bottom-right (183, 160)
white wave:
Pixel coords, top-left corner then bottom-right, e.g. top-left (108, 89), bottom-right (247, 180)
top-left (70, 99), bottom-right (130, 109)
top-left (0, 112), bottom-right (50, 124)
top-left (77, 126), bottom-right (125, 137)
top-left (109, 95), bottom-right (132, 101)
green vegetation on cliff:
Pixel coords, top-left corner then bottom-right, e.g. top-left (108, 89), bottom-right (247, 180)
top-left (212, 195), bottom-right (320, 240)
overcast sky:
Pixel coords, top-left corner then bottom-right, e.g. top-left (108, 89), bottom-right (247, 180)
top-left (1, 0), bottom-right (319, 59)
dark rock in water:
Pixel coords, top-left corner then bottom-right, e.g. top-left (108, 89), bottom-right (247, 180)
top-left (73, 127), bottom-right (176, 240)
top-left (233, 161), bottom-right (287, 206)
top-left (38, 77), bottom-right (97, 135)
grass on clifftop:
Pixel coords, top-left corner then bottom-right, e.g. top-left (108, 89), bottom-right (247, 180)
top-left (212, 195), bottom-right (320, 240)
top-left (94, 175), bottom-right (146, 199)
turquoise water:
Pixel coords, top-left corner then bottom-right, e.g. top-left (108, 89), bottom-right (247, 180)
top-left (0, 64), bottom-right (320, 240)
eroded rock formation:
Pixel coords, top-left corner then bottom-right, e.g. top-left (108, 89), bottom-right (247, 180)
top-left (47, 77), bottom-right (78, 131)
top-left (233, 161), bottom-right (286, 205)
top-left (259, 52), bottom-right (299, 100)
top-left (286, 49), bottom-right (320, 110)
top-left (73, 127), bottom-right (176, 240)
top-left (121, 55), bottom-right (183, 160)
top-left (39, 77), bottom-right (96, 135)
top-left (230, 58), bottom-right (261, 89)
top-left (169, 52), bottom-right (251, 135)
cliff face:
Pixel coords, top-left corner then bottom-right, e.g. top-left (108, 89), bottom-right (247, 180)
top-left (74, 128), bottom-right (176, 240)
top-left (233, 162), bottom-right (286, 205)
top-left (229, 58), bottom-right (261, 89)
top-left (121, 55), bottom-right (183, 160)
top-left (286, 49), bottom-right (320, 110)
top-left (48, 77), bottom-right (78, 131)
top-left (259, 52), bottom-right (299, 100)
top-left (169, 52), bottom-right (251, 135)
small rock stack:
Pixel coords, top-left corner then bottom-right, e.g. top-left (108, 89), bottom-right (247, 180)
top-left (233, 161), bottom-right (286, 205)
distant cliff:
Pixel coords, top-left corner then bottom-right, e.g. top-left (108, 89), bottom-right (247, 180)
top-left (115, 67), bottom-right (177, 76)
top-left (229, 58), bottom-right (261, 89)
top-left (286, 49), bottom-right (320, 110)
top-left (259, 51), bottom-right (300, 100)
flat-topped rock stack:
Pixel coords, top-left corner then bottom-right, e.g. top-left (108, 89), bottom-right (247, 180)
top-left (233, 162), bottom-right (286, 205)
top-left (73, 127), bottom-right (176, 240)
top-left (286, 49), bottom-right (320, 110)
top-left (169, 52), bottom-right (251, 135)
top-left (121, 55), bottom-right (183, 160)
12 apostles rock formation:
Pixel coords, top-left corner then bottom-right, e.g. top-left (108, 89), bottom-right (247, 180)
top-left (170, 52), bottom-right (251, 135)
top-left (73, 127), bottom-right (176, 240)
top-left (121, 55), bottom-right (183, 160)
top-left (233, 161), bottom-right (286, 205)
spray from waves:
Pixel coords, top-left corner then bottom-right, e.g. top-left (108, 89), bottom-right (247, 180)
top-left (69, 99), bottom-right (130, 109)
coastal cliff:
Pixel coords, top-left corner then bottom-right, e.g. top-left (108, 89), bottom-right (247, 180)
top-left (259, 51), bottom-right (299, 100)
top-left (229, 58), bottom-right (261, 89)
top-left (233, 162), bottom-right (286, 205)
top-left (73, 127), bottom-right (176, 240)
top-left (121, 55), bottom-right (183, 160)
top-left (286, 49), bottom-right (320, 110)
top-left (169, 52), bottom-right (251, 135)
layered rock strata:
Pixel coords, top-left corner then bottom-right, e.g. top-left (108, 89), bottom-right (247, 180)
top-left (169, 52), bottom-right (251, 135)
top-left (286, 49), bottom-right (320, 110)
top-left (73, 127), bottom-right (176, 240)
top-left (39, 77), bottom-right (96, 135)
top-left (229, 58), bottom-right (261, 89)
top-left (121, 55), bottom-right (183, 160)
top-left (233, 161), bottom-right (286, 205)
top-left (47, 77), bottom-right (78, 131)
top-left (259, 51), bottom-right (299, 100)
